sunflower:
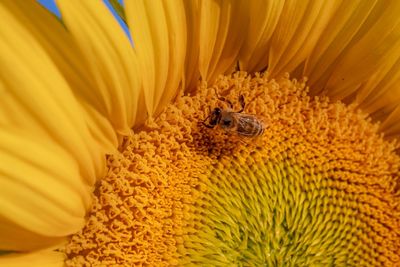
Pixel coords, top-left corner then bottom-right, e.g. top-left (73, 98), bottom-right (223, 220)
top-left (1, 0), bottom-right (399, 266)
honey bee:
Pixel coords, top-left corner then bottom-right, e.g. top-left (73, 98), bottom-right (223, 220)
top-left (202, 94), bottom-right (264, 137)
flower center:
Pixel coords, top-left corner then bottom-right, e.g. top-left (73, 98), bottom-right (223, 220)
top-left (64, 72), bottom-right (400, 266)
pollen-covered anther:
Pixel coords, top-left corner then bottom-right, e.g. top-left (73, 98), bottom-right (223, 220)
top-left (64, 72), bottom-right (400, 266)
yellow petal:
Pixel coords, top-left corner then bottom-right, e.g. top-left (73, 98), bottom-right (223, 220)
top-left (56, 0), bottom-right (142, 134)
top-left (268, 0), bottom-right (340, 75)
top-left (238, 0), bottom-right (339, 75)
top-left (155, 1), bottom-right (187, 115)
top-left (182, 0), bottom-right (201, 91)
top-left (80, 102), bottom-right (120, 153)
top-left (303, 0), bottom-right (377, 90)
top-left (305, 1), bottom-right (400, 100)
top-left (0, 215), bottom-right (64, 251)
top-left (353, 35), bottom-right (400, 137)
top-left (4, 0), bottom-right (118, 152)
top-left (198, 0), bottom-right (220, 80)
top-left (0, 2), bottom-right (102, 250)
top-left (356, 53), bottom-right (400, 121)
top-left (0, 130), bottom-right (88, 246)
top-left (199, 0), bottom-right (249, 83)
top-left (238, 0), bottom-right (284, 72)
top-left (0, 2), bottom-right (102, 186)
top-left (0, 128), bottom-right (89, 219)
top-left (125, 0), bottom-right (187, 117)
top-left (238, 0), bottom-right (400, 136)
top-left (381, 105), bottom-right (400, 138)
top-left (305, 1), bottom-right (400, 136)
top-left (0, 132), bottom-right (88, 251)
top-left (0, 249), bottom-right (64, 267)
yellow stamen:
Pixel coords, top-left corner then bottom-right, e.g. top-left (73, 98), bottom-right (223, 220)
top-left (63, 72), bottom-right (400, 266)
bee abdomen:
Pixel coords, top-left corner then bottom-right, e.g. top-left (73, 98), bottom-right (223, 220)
top-left (237, 118), bottom-right (264, 137)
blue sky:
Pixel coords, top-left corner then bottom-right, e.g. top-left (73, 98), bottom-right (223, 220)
top-left (36, 0), bottom-right (130, 37)
top-left (37, 0), bottom-right (61, 17)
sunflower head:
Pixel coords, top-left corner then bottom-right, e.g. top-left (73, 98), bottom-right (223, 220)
top-left (1, 1), bottom-right (400, 266)
top-left (64, 72), bottom-right (399, 266)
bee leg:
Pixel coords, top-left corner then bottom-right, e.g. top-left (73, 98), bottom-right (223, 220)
top-left (202, 111), bottom-right (215, 128)
top-left (225, 99), bottom-right (234, 109)
top-left (202, 122), bottom-right (215, 129)
top-left (213, 87), bottom-right (233, 108)
top-left (237, 95), bottom-right (246, 113)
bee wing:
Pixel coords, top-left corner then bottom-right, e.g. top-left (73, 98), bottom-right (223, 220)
top-left (232, 113), bottom-right (264, 136)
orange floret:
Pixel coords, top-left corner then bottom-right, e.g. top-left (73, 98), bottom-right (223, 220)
top-left (64, 72), bottom-right (400, 266)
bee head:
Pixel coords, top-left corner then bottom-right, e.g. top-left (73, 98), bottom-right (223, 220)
top-left (210, 108), bottom-right (222, 125)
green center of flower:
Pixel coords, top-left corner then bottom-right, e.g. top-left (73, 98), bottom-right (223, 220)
top-left (64, 72), bottom-right (400, 266)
